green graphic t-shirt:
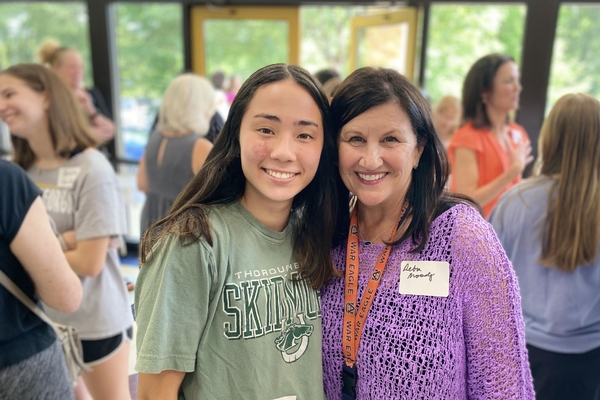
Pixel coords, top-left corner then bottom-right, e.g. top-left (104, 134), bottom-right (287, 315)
top-left (135, 202), bottom-right (325, 400)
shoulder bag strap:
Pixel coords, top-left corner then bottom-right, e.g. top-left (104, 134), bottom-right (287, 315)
top-left (0, 270), bottom-right (61, 337)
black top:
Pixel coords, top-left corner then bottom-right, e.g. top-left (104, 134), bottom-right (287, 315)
top-left (205, 112), bottom-right (224, 143)
top-left (0, 160), bottom-right (54, 369)
top-left (87, 86), bottom-right (112, 119)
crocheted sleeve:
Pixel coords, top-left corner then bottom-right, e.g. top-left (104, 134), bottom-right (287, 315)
top-left (451, 207), bottom-right (534, 399)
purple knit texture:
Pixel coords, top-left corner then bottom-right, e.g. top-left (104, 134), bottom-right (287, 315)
top-left (321, 204), bottom-right (534, 399)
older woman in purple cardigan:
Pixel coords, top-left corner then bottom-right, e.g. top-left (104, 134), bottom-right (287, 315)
top-left (321, 67), bottom-right (534, 400)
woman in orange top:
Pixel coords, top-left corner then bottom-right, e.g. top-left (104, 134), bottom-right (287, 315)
top-left (448, 54), bottom-right (533, 218)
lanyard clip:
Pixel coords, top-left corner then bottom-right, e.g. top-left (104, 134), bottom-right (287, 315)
top-left (342, 364), bottom-right (358, 400)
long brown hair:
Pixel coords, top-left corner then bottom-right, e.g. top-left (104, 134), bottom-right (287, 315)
top-left (140, 64), bottom-right (338, 289)
top-left (537, 93), bottom-right (600, 271)
top-left (5, 64), bottom-right (98, 169)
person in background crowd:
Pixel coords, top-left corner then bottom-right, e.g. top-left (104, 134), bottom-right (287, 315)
top-left (314, 68), bottom-right (341, 87)
top-left (146, 71), bottom-right (224, 145)
top-left (432, 95), bottom-right (461, 148)
top-left (322, 76), bottom-right (343, 103)
top-left (490, 93), bottom-right (600, 400)
top-left (210, 70), bottom-right (230, 121)
top-left (134, 63), bottom-right (338, 400)
top-left (0, 160), bottom-right (82, 400)
top-left (321, 67), bottom-right (534, 399)
top-left (226, 74), bottom-right (242, 104)
top-left (137, 73), bottom-right (215, 234)
top-left (448, 54), bottom-right (533, 218)
top-left (38, 39), bottom-right (115, 144)
top-left (0, 63), bottom-right (132, 400)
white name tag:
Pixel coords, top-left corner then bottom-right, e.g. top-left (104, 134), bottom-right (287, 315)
top-left (399, 261), bottom-right (449, 297)
top-left (57, 167), bottom-right (81, 189)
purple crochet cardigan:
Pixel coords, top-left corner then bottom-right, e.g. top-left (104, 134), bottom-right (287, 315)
top-left (321, 204), bottom-right (534, 399)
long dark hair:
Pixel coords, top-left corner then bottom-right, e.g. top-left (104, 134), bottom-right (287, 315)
top-left (462, 53), bottom-right (515, 128)
top-left (331, 67), bottom-right (472, 251)
top-left (140, 63), bottom-right (338, 289)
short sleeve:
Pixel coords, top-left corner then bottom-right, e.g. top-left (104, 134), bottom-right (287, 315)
top-left (449, 124), bottom-right (484, 154)
top-left (452, 209), bottom-right (534, 399)
top-left (0, 161), bottom-right (41, 243)
top-left (134, 235), bottom-right (215, 373)
top-left (74, 156), bottom-right (127, 241)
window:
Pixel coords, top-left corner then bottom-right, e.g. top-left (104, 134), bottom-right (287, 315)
top-left (425, 4), bottom-right (527, 105)
top-left (114, 3), bottom-right (183, 161)
top-left (300, 6), bottom-right (366, 76)
top-left (547, 4), bottom-right (600, 113)
top-left (0, 2), bottom-right (91, 80)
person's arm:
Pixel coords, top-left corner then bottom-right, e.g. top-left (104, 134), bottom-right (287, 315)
top-left (65, 236), bottom-right (110, 277)
top-left (9, 197), bottom-right (82, 312)
top-left (191, 138), bottom-right (213, 175)
top-left (137, 152), bottom-right (149, 193)
top-left (135, 235), bottom-right (212, 396)
top-left (138, 371), bottom-right (185, 400)
top-left (452, 140), bottom-right (532, 207)
top-left (91, 113), bottom-right (115, 142)
top-left (67, 152), bottom-right (125, 276)
top-left (456, 210), bottom-right (534, 399)
top-left (73, 88), bottom-right (115, 143)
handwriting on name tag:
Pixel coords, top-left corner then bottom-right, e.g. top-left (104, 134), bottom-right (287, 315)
top-left (399, 261), bottom-right (449, 297)
top-left (58, 167), bottom-right (81, 189)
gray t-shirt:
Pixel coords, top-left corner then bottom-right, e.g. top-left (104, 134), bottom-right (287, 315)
top-left (27, 149), bottom-right (133, 339)
top-left (135, 202), bottom-right (326, 400)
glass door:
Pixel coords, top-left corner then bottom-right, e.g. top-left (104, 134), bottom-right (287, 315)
top-left (190, 5), bottom-right (299, 80)
top-left (349, 8), bottom-right (418, 81)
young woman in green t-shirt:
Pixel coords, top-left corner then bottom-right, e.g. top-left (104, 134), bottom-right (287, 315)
top-left (135, 64), bottom-right (338, 399)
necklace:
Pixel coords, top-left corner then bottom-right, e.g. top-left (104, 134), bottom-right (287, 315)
top-left (359, 218), bottom-right (399, 246)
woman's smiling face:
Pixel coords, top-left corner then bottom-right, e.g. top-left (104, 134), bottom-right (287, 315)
top-left (338, 102), bottom-right (423, 210)
top-left (0, 73), bottom-right (48, 140)
top-left (239, 79), bottom-right (324, 211)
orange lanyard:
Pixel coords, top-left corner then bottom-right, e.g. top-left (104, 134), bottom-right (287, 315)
top-left (342, 201), bottom-right (408, 368)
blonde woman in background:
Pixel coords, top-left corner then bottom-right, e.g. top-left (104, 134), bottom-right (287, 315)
top-left (137, 73), bottom-right (215, 233)
top-left (432, 95), bottom-right (461, 148)
top-left (490, 94), bottom-right (600, 400)
top-left (38, 39), bottom-right (115, 143)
